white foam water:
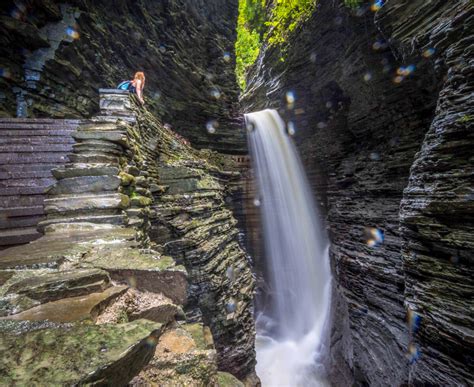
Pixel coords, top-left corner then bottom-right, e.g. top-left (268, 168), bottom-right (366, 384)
top-left (245, 109), bottom-right (332, 387)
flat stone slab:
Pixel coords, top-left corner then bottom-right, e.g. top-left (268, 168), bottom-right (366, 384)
top-left (80, 246), bottom-right (187, 305)
top-left (0, 228), bottom-right (137, 270)
top-left (44, 193), bottom-right (130, 213)
top-left (98, 88), bottom-right (129, 95)
top-left (5, 268), bottom-right (111, 304)
top-left (96, 288), bottom-right (183, 325)
top-left (52, 164), bottom-right (120, 179)
top-left (0, 319), bottom-right (162, 385)
top-left (48, 175), bottom-right (121, 195)
top-left (3, 285), bottom-right (127, 323)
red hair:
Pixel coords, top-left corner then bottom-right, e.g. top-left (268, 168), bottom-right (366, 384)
top-left (134, 72), bottom-right (145, 82)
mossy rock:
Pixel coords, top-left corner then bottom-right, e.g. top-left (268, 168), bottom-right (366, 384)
top-left (119, 171), bottom-right (136, 186)
top-left (216, 371), bottom-right (245, 387)
top-left (0, 319), bottom-right (162, 385)
top-left (130, 195), bottom-right (153, 207)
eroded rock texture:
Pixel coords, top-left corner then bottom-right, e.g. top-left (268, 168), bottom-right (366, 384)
top-left (244, 0), bottom-right (473, 385)
top-left (0, 91), bottom-right (257, 385)
top-left (125, 105), bottom-right (257, 382)
top-left (0, 0), bottom-right (245, 152)
top-left (380, 1), bottom-right (474, 385)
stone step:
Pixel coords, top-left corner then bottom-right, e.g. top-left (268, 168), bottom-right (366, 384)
top-left (0, 195), bottom-right (46, 208)
top-left (0, 129), bottom-right (77, 137)
top-left (0, 163), bottom-right (59, 173)
top-left (4, 285), bottom-right (128, 323)
top-left (48, 175), bottom-right (121, 195)
top-left (0, 144), bottom-right (73, 153)
top-left (0, 136), bottom-right (75, 145)
top-left (0, 227), bottom-right (41, 246)
top-left (0, 186), bottom-right (50, 196)
top-left (52, 164), bottom-right (119, 180)
top-left (72, 143), bottom-right (124, 156)
top-left (5, 268), bottom-right (112, 304)
top-left (0, 170), bottom-right (54, 180)
top-left (0, 122), bottom-right (79, 130)
top-left (68, 153), bottom-right (119, 164)
top-left (0, 177), bottom-right (55, 188)
top-left (0, 206), bottom-right (44, 218)
top-left (0, 214), bottom-right (43, 230)
top-left (44, 193), bottom-right (130, 214)
top-left (0, 118), bottom-right (82, 125)
top-left (73, 131), bottom-right (127, 145)
top-left (0, 153), bottom-right (69, 165)
top-left (79, 122), bottom-right (120, 131)
top-left (38, 214), bottom-right (127, 231)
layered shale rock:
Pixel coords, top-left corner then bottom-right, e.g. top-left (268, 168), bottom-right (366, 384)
top-left (379, 1), bottom-right (474, 385)
top-left (0, 0), bottom-right (245, 152)
top-left (0, 118), bottom-right (80, 248)
top-left (124, 105), bottom-right (257, 382)
top-left (243, 0), bottom-right (473, 385)
top-left (0, 90), bottom-right (257, 384)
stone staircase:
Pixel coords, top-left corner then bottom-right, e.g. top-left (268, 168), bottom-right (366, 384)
top-left (0, 118), bottom-right (81, 248)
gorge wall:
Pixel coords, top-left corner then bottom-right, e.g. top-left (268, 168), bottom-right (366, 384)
top-left (243, 0), bottom-right (473, 385)
top-left (0, 93), bottom-right (256, 385)
top-left (0, 0), bottom-right (246, 152)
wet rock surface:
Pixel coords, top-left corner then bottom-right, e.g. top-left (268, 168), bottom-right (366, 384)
top-left (244, 0), bottom-right (473, 385)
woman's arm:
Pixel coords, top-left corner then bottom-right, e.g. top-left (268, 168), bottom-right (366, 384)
top-left (136, 79), bottom-right (144, 104)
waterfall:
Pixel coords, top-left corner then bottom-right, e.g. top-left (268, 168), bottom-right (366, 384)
top-left (245, 109), bottom-right (332, 386)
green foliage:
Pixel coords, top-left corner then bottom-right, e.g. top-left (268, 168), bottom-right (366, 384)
top-left (265, 0), bottom-right (316, 46)
top-left (235, 0), bottom-right (265, 90)
top-left (344, 0), bottom-right (362, 8)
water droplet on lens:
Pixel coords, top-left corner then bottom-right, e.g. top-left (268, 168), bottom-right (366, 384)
top-left (287, 121), bottom-right (296, 136)
top-left (226, 298), bottom-right (237, 313)
top-left (423, 48), bottom-right (435, 58)
top-left (370, 152), bottom-right (380, 161)
top-left (286, 91), bottom-right (295, 105)
top-left (210, 88), bottom-right (221, 99)
top-left (206, 120), bottom-right (219, 134)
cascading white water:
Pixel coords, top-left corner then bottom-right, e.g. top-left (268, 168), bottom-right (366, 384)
top-left (245, 109), bottom-right (332, 386)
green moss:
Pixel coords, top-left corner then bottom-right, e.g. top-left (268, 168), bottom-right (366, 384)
top-left (216, 371), bottom-right (244, 387)
top-left (0, 320), bottom-right (161, 385)
top-left (182, 323), bottom-right (213, 350)
top-left (344, 0), bottom-right (362, 8)
top-left (119, 171), bottom-right (135, 186)
top-left (457, 114), bottom-right (473, 123)
top-left (130, 195), bottom-right (153, 207)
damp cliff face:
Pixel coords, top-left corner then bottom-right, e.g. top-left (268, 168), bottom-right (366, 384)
top-left (0, 0), bottom-right (245, 152)
top-left (243, 0), bottom-right (473, 385)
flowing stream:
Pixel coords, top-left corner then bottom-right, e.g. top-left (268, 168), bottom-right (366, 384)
top-left (245, 109), bottom-right (332, 386)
